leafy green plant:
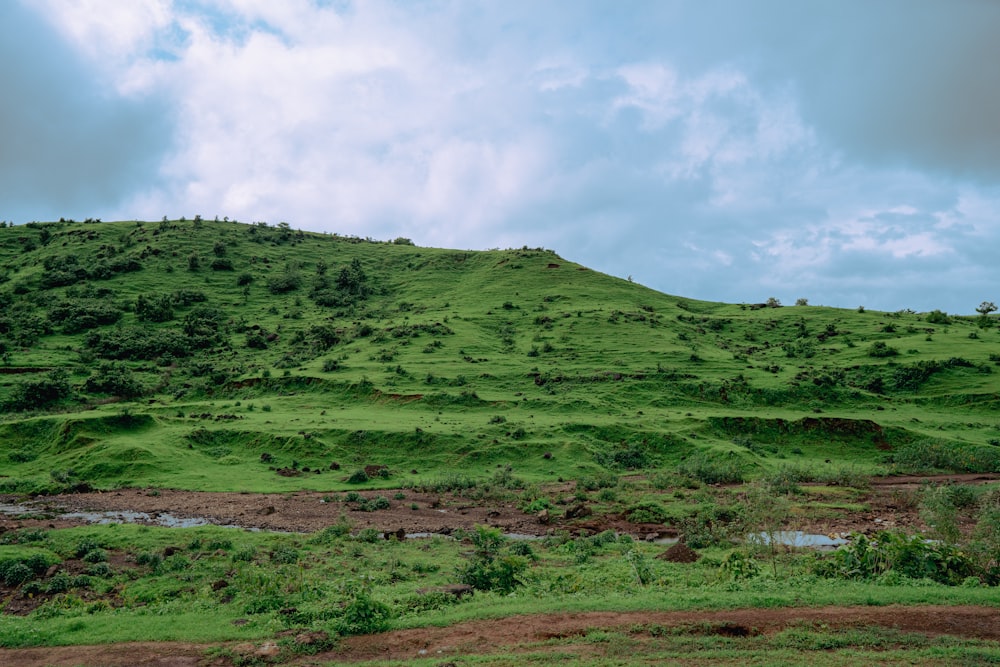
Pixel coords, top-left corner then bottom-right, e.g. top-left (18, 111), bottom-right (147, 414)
top-left (458, 526), bottom-right (528, 594)
top-left (677, 454), bottom-right (746, 484)
top-left (337, 579), bottom-right (394, 635)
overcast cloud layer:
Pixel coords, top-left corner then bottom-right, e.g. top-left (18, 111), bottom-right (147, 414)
top-left (4, 0), bottom-right (1000, 313)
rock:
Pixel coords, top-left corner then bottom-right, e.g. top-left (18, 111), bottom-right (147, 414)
top-left (255, 643), bottom-right (281, 658)
top-left (537, 509), bottom-right (550, 524)
top-left (258, 506), bottom-right (276, 516)
top-left (565, 503), bottom-right (592, 520)
top-left (417, 584), bottom-right (474, 599)
top-left (45, 564), bottom-right (59, 578)
top-left (294, 631), bottom-right (329, 646)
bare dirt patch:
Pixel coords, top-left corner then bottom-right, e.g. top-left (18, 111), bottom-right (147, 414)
top-left (6, 488), bottom-right (550, 536)
top-left (1, 605), bottom-right (997, 667)
top-left (3, 473), bottom-right (996, 539)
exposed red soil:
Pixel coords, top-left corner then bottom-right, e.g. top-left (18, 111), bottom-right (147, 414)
top-left (1, 605), bottom-right (998, 667)
top-left (2, 473), bottom-right (996, 539)
top-left (4, 487), bottom-right (555, 536)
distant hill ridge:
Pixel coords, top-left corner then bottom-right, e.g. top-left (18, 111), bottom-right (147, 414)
top-left (0, 219), bottom-right (998, 493)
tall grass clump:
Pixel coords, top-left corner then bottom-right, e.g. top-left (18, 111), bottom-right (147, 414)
top-left (677, 453), bottom-right (747, 484)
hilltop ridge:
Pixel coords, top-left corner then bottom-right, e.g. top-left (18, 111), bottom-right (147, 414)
top-left (1, 218), bottom-right (998, 493)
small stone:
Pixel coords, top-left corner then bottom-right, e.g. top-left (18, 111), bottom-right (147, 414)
top-left (255, 642), bottom-right (281, 658)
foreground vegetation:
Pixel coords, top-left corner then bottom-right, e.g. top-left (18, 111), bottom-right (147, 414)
top-left (1, 219), bottom-right (999, 662)
top-left (0, 518), bottom-right (997, 650)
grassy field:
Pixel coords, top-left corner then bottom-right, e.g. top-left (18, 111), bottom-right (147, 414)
top-left (0, 219), bottom-right (998, 664)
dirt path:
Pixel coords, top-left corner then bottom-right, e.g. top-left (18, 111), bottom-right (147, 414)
top-left (2, 605), bottom-right (998, 666)
top-left (869, 472), bottom-right (1000, 488)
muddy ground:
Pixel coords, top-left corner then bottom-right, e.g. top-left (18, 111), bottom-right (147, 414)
top-left (3, 473), bottom-right (997, 539)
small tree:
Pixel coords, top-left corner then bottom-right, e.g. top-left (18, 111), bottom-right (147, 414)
top-left (766, 297), bottom-right (782, 308)
top-left (976, 301), bottom-right (997, 328)
top-left (795, 298), bottom-right (808, 306)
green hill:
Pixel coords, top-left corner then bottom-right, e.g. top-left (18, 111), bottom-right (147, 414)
top-left (1, 218), bottom-right (998, 493)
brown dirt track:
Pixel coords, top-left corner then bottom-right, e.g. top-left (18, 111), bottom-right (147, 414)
top-left (1, 605), bottom-right (998, 666)
top-left (9, 472), bottom-right (998, 538)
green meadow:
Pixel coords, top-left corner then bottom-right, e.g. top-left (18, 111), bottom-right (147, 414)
top-left (0, 219), bottom-right (998, 663)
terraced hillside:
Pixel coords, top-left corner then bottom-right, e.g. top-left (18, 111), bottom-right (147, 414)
top-left (1, 220), bottom-right (999, 665)
top-left (1, 219), bottom-right (998, 493)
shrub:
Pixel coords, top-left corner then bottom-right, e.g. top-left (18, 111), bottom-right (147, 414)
top-left (134, 294), bottom-right (174, 322)
top-left (867, 341), bottom-right (898, 358)
top-left (457, 526), bottom-right (528, 594)
top-left (596, 446), bottom-right (650, 470)
top-left (719, 551), bottom-right (760, 580)
top-left (267, 272), bottom-right (302, 294)
top-left (270, 546), bottom-right (300, 564)
top-left (84, 362), bottom-right (144, 398)
top-left (677, 453), bottom-right (746, 484)
top-left (814, 531), bottom-right (975, 585)
top-left (347, 469), bottom-right (369, 484)
top-left (337, 585), bottom-right (393, 635)
top-left (925, 309), bottom-right (951, 324)
top-left (3, 369), bottom-right (72, 411)
top-left (0, 562), bottom-right (33, 586)
top-left (626, 500), bottom-right (669, 524)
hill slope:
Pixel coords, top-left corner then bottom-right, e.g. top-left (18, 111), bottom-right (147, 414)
top-left (1, 219), bottom-right (999, 493)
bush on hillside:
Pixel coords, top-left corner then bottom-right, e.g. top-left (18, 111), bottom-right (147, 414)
top-left (867, 341), bottom-right (898, 358)
top-left (3, 369), bottom-right (72, 412)
top-left (84, 362), bottom-right (145, 398)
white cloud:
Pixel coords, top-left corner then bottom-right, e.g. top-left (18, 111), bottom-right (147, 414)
top-left (26, 0), bottom-right (173, 62)
top-left (18, 0), bottom-right (1000, 313)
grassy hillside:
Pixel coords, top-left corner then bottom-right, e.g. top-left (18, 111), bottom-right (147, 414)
top-left (2, 220), bottom-right (999, 661)
top-left (1, 218), bottom-right (999, 494)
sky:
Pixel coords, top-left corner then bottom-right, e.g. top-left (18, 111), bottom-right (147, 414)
top-left (3, 1), bottom-right (1000, 314)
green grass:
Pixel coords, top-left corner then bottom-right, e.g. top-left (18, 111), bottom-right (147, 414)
top-left (1, 219), bottom-right (999, 494)
top-left (0, 523), bottom-right (997, 649)
top-left (2, 220), bottom-right (1000, 658)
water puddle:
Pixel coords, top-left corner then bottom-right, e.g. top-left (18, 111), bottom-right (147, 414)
top-left (0, 502), bottom-right (251, 530)
top-left (755, 531), bottom-right (849, 550)
top-left (2, 503), bottom-right (851, 549)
